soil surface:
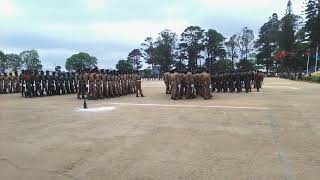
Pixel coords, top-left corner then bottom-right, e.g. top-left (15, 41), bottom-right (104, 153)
top-left (1, 78), bottom-right (320, 180)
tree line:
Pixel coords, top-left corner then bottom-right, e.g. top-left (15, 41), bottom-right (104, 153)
top-left (0, 50), bottom-right (42, 73)
top-left (0, 0), bottom-right (319, 74)
top-left (119, 0), bottom-right (320, 74)
top-left (117, 25), bottom-right (256, 74)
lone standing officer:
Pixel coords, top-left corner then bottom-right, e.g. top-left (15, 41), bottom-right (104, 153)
top-left (134, 70), bottom-right (144, 97)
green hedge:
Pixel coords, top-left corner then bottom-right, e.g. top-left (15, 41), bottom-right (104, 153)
top-left (303, 76), bottom-right (320, 83)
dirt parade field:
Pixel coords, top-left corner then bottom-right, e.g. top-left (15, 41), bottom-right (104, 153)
top-left (0, 77), bottom-right (320, 180)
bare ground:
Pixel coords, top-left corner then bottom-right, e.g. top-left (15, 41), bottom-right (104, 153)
top-left (0, 78), bottom-right (320, 180)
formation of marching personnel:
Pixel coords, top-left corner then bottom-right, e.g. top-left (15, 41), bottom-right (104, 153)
top-left (164, 68), bottom-right (264, 100)
top-left (20, 70), bottom-right (77, 98)
top-left (76, 68), bottom-right (144, 100)
top-left (1, 69), bottom-right (144, 99)
top-left (0, 71), bottom-right (21, 94)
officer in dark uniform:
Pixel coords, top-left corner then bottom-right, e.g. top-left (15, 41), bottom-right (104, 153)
top-left (20, 70), bottom-right (25, 96)
top-left (64, 72), bottom-right (69, 94)
top-left (42, 71), bottom-right (49, 95)
top-left (244, 72), bottom-right (251, 93)
top-left (235, 71), bottom-right (242, 93)
top-left (70, 72), bottom-right (76, 93)
top-left (29, 70), bottom-right (36, 96)
top-left (55, 72), bottom-right (61, 95)
top-left (228, 72), bottom-right (235, 93)
top-left (38, 71), bottom-right (44, 96)
top-left (52, 72), bottom-right (58, 95)
top-left (78, 69), bottom-right (86, 99)
top-left (60, 72), bottom-right (66, 95)
top-left (222, 73), bottom-right (228, 93)
top-left (47, 71), bottom-right (54, 95)
top-left (24, 70), bottom-right (32, 98)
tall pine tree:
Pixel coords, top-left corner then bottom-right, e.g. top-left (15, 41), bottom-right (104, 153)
top-left (304, 0), bottom-right (320, 47)
top-left (255, 13), bottom-right (279, 72)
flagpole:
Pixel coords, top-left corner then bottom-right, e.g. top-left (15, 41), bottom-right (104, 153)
top-left (307, 49), bottom-right (310, 75)
top-left (315, 46), bottom-right (319, 74)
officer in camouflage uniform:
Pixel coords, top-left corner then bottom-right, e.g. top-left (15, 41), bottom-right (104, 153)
top-left (193, 71), bottom-right (200, 96)
top-left (163, 72), bottom-right (171, 94)
top-left (178, 70), bottom-right (186, 99)
top-left (14, 71), bottom-right (20, 93)
top-left (130, 71), bottom-right (135, 94)
top-left (254, 71), bottom-right (264, 92)
top-left (169, 69), bottom-right (179, 100)
top-left (88, 69), bottom-right (97, 100)
top-left (47, 71), bottom-right (54, 95)
top-left (201, 67), bottom-right (212, 100)
top-left (96, 69), bottom-right (104, 99)
top-left (117, 71), bottom-right (123, 96)
top-left (111, 71), bottom-right (119, 97)
top-left (107, 70), bottom-right (114, 97)
top-left (134, 70), bottom-right (144, 97)
top-left (185, 69), bottom-right (195, 99)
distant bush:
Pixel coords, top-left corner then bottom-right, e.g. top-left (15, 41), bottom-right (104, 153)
top-left (303, 76), bottom-right (320, 83)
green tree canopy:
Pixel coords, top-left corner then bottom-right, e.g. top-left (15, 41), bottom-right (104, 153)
top-left (116, 59), bottom-right (133, 71)
top-left (0, 50), bottom-right (7, 73)
top-left (304, 0), bottom-right (320, 47)
top-left (204, 29), bottom-right (226, 72)
top-left (236, 59), bottom-right (256, 71)
top-left (19, 50), bottom-right (42, 70)
top-left (255, 13), bottom-right (279, 72)
top-left (6, 53), bottom-right (23, 71)
top-left (216, 59), bottom-right (233, 72)
top-left (141, 37), bottom-right (157, 67)
top-left (180, 26), bottom-right (205, 69)
top-left (225, 34), bottom-right (238, 68)
top-left (141, 30), bottom-right (178, 73)
top-left (128, 49), bottom-right (143, 70)
top-left (278, 0), bottom-right (302, 72)
top-left (155, 29), bottom-right (178, 72)
top-left (65, 52), bottom-right (98, 71)
top-left (237, 27), bottom-right (254, 60)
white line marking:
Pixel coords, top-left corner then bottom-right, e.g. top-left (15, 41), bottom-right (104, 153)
top-left (268, 83), bottom-right (293, 85)
top-left (77, 107), bottom-right (115, 112)
top-left (264, 86), bottom-right (300, 90)
top-left (108, 102), bottom-right (270, 110)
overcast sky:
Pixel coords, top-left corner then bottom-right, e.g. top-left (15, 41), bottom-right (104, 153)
top-left (0, 0), bottom-right (305, 70)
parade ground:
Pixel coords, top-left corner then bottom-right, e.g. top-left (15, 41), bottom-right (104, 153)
top-left (1, 77), bottom-right (320, 180)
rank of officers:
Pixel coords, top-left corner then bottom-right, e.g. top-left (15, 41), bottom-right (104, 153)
top-left (164, 68), bottom-right (264, 100)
